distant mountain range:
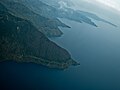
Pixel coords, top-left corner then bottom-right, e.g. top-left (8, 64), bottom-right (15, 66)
top-left (40, 0), bottom-right (117, 27)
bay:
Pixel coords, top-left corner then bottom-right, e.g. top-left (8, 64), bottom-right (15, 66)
top-left (0, 17), bottom-right (120, 90)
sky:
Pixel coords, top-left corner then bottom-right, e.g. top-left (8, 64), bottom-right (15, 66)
top-left (90, 0), bottom-right (120, 11)
top-left (70, 0), bottom-right (120, 12)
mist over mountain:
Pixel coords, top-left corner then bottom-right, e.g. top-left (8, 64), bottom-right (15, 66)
top-left (39, 0), bottom-right (117, 27)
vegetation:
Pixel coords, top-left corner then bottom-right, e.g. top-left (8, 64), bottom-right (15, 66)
top-left (0, 3), bottom-right (79, 69)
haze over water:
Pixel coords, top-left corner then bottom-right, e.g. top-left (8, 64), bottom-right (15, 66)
top-left (52, 16), bottom-right (120, 89)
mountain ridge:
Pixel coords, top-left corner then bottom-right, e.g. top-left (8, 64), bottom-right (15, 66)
top-left (0, 0), bottom-right (69, 37)
top-left (0, 3), bottom-right (79, 69)
top-left (39, 0), bottom-right (117, 27)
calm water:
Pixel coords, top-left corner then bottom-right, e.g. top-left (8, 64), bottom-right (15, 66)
top-left (0, 18), bottom-right (120, 90)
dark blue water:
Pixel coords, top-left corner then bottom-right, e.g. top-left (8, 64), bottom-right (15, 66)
top-left (1, 18), bottom-right (120, 90)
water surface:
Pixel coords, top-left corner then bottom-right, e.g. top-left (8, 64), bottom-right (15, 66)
top-left (0, 18), bottom-right (120, 90)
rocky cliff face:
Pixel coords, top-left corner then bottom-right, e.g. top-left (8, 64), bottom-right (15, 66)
top-left (0, 3), bottom-right (79, 69)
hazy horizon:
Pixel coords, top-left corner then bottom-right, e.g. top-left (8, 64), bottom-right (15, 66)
top-left (68, 0), bottom-right (120, 12)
